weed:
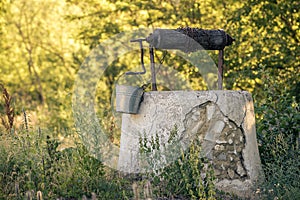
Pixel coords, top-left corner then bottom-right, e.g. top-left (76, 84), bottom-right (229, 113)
top-left (0, 84), bottom-right (14, 134)
top-left (138, 126), bottom-right (217, 199)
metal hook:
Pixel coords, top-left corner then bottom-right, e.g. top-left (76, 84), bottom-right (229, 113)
top-left (125, 38), bottom-right (147, 75)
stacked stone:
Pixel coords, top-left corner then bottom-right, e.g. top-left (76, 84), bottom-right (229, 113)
top-left (212, 118), bottom-right (247, 180)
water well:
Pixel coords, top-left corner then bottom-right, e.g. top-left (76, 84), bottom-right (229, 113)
top-left (116, 28), bottom-right (263, 198)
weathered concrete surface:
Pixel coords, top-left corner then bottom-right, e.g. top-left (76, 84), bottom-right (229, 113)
top-left (118, 90), bottom-right (264, 198)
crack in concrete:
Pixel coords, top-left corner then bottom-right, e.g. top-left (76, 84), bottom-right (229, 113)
top-left (180, 101), bottom-right (211, 144)
top-left (181, 99), bottom-right (249, 180)
top-left (241, 93), bottom-right (248, 129)
top-left (211, 90), bottom-right (219, 104)
top-left (148, 93), bottom-right (157, 135)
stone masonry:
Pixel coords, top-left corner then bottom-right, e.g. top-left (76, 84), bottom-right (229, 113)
top-left (118, 90), bottom-right (264, 198)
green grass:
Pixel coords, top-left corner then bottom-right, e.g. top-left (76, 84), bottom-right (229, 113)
top-left (0, 80), bottom-right (299, 199)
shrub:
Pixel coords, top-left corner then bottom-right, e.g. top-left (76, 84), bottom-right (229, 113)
top-left (255, 66), bottom-right (300, 199)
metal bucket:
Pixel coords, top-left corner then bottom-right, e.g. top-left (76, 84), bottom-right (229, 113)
top-left (116, 85), bottom-right (144, 114)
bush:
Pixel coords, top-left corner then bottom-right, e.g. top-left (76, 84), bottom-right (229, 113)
top-left (255, 66), bottom-right (300, 199)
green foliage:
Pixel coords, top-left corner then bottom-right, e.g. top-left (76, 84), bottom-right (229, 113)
top-left (255, 66), bottom-right (300, 199)
top-left (1, 0), bottom-right (298, 130)
top-left (0, 128), bottom-right (131, 199)
top-left (139, 128), bottom-right (216, 199)
top-left (224, 0), bottom-right (299, 96)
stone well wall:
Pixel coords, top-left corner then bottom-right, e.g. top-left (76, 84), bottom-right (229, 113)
top-left (118, 90), bottom-right (264, 198)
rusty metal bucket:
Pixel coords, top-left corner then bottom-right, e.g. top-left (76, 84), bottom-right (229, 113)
top-left (115, 85), bottom-right (144, 114)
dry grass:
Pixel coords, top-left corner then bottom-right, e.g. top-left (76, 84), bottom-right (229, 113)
top-left (0, 83), bottom-right (15, 133)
